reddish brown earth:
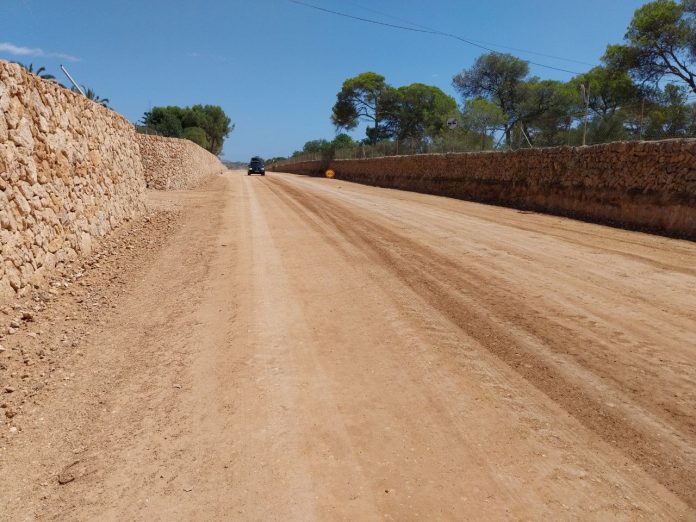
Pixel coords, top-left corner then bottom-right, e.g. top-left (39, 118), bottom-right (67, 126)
top-left (1, 171), bottom-right (695, 521)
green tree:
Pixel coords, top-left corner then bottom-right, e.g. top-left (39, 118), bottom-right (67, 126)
top-left (384, 83), bottom-right (458, 142)
top-left (431, 113), bottom-right (491, 153)
top-left (189, 105), bottom-right (233, 155)
top-left (71, 85), bottom-right (110, 107)
top-left (586, 112), bottom-right (628, 143)
top-left (331, 133), bottom-right (356, 150)
top-left (302, 139), bottom-right (331, 154)
top-left (331, 72), bottom-right (394, 145)
top-left (182, 127), bottom-right (210, 149)
top-left (604, 0), bottom-right (696, 94)
top-left (141, 107), bottom-right (184, 138)
top-left (571, 66), bottom-right (640, 117)
top-left (453, 53), bottom-right (530, 146)
top-left (462, 98), bottom-right (505, 149)
top-left (521, 79), bottom-right (577, 146)
top-left (13, 62), bottom-right (55, 80)
top-left (292, 135), bottom-right (358, 160)
top-left (265, 156), bottom-right (287, 164)
top-left (640, 84), bottom-right (696, 138)
top-left (140, 105), bottom-right (233, 155)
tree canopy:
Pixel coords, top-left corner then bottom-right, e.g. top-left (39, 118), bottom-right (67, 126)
top-left (71, 85), bottom-right (109, 107)
top-left (331, 73), bottom-right (459, 146)
top-left (383, 83), bottom-right (458, 141)
top-left (570, 66), bottom-right (640, 117)
top-left (13, 62), bottom-right (55, 81)
top-left (451, 44), bottom-right (696, 148)
top-left (453, 53), bottom-right (531, 146)
top-left (141, 105), bottom-right (233, 155)
top-left (463, 98), bottom-right (506, 149)
top-left (292, 134), bottom-right (357, 158)
top-left (332, 72), bottom-right (392, 145)
top-left (604, 0), bottom-right (696, 93)
top-left (182, 127), bottom-right (210, 149)
top-left (290, 1), bottom-right (696, 158)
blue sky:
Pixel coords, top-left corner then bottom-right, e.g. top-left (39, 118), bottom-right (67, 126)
top-left (1, 0), bottom-right (646, 161)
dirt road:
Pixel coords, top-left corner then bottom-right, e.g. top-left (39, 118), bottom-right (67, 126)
top-left (1, 171), bottom-right (695, 520)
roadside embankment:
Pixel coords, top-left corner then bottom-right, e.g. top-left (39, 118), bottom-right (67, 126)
top-left (0, 61), bottom-right (145, 299)
top-left (275, 141), bottom-right (696, 239)
top-left (137, 134), bottom-right (226, 190)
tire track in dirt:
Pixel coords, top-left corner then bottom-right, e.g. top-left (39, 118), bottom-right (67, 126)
top-left (265, 175), bottom-right (696, 509)
top-left (299, 180), bottom-right (696, 330)
top-left (308, 179), bottom-right (696, 277)
top-left (313, 183), bottom-right (696, 404)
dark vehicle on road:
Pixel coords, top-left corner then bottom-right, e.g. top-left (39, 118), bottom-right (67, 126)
top-left (248, 157), bottom-right (265, 176)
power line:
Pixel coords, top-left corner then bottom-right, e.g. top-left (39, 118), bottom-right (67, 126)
top-left (287, 0), bottom-right (696, 117)
top-left (287, 0), bottom-right (584, 76)
top-left (342, 0), bottom-right (597, 68)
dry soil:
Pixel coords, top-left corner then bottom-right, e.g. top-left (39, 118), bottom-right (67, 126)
top-left (1, 171), bottom-right (695, 521)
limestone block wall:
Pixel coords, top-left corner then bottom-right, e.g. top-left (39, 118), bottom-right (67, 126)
top-left (276, 140), bottom-right (696, 239)
top-left (136, 134), bottom-right (225, 190)
top-left (0, 61), bottom-right (146, 299)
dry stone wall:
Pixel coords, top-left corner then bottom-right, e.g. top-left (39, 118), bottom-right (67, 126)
top-left (137, 134), bottom-right (225, 190)
top-left (277, 141), bottom-right (696, 239)
top-left (0, 60), bottom-right (146, 299)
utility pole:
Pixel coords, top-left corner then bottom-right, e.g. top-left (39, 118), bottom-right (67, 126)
top-left (639, 98), bottom-right (646, 139)
top-left (581, 84), bottom-right (590, 146)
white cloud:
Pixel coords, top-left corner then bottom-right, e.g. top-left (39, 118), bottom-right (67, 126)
top-left (51, 52), bottom-right (81, 62)
top-left (0, 41), bottom-right (81, 62)
top-left (0, 42), bottom-right (41, 56)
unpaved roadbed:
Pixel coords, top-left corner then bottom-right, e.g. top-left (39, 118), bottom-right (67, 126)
top-left (0, 206), bottom-right (182, 436)
top-left (1, 171), bottom-right (694, 520)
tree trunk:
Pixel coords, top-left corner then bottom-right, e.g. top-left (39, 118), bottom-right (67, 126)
top-left (372, 115), bottom-right (380, 146)
top-left (504, 125), bottom-right (513, 149)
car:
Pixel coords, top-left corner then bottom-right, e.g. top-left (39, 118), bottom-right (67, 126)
top-left (248, 157), bottom-right (265, 176)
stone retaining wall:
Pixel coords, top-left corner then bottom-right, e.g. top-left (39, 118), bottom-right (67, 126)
top-left (1, 61), bottom-right (146, 299)
top-left (276, 141), bottom-right (696, 239)
top-left (137, 134), bottom-right (225, 190)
